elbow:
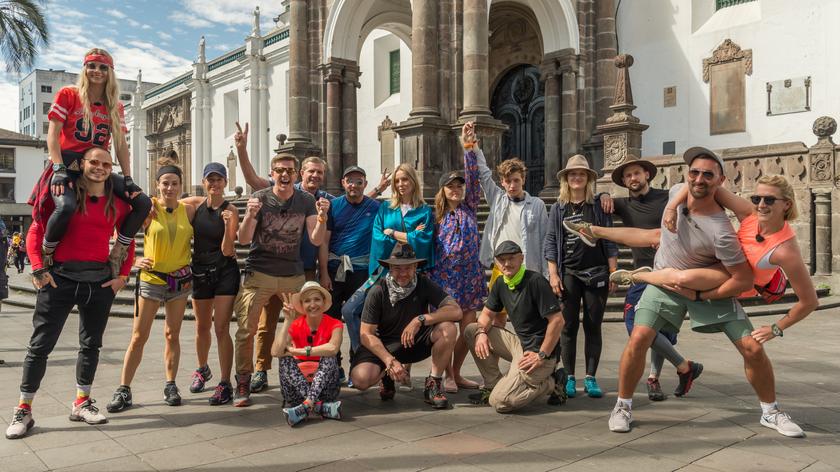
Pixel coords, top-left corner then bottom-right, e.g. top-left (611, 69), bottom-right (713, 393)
top-left (800, 296), bottom-right (819, 314)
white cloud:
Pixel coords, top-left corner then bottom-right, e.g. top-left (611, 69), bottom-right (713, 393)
top-left (169, 11), bottom-right (213, 29)
top-left (106, 8), bottom-right (127, 19)
top-left (127, 18), bottom-right (141, 28)
top-left (0, 81), bottom-right (19, 132)
top-left (178, 1), bottom-right (284, 29)
top-left (212, 43), bottom-right (233, 52)
top-left (141, 24), bottom-right (152, 30)
top-left (159, 32), bottom-right (174, 41)
top-left (62, 10), bottom-right (89, 19)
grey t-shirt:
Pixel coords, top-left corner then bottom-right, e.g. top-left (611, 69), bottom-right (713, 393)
top-left (246, 187), bottom-right (317, 277)
top-left (654, 184), bottom-right (745, 271)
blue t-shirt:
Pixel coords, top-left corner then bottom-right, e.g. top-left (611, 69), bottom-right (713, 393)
top-left (294, 182), bottom-right (335, 271)
top-left (327, 195), bottom-right (380, 272)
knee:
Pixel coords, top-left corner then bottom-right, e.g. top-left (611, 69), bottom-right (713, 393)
top-left (130, 193), bottom-right (152, 214)
top-left (435, 322), bottom-right (457, 345)
top-left (320, 356), bottom-right (339, 369)
top-left (349, 373), bottom-right (372, 391)
top-left (628, 326), bottom-right (655, 352)
top-left (739, 339), bottom-right (766, 363)
top-left (53, 192), bottom-right (77, 214)
top-left (463, 322), bottom-right (479, 343)
top-left (129, 329), bottom-right (150, 348)
top-left (213, 323), bottom-right (229, 339)
top-left (488, 392), bottom-right (515, 414)
top-left (163, 326), bottom-right (180, 344)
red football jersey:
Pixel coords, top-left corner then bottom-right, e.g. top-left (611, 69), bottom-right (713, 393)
top-left (47, 87), bottom-right (126, 154)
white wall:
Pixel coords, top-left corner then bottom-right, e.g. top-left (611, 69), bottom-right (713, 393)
top-left (617, 0), bottom-right (840, 156)
top-left (0, 145), bottom-right (46, 204)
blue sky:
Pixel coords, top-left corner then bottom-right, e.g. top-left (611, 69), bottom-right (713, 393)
top-left (0, 0), bottom-right (286, 131)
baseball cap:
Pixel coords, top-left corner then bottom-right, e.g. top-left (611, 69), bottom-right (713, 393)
top-left (342, 165), bottom-right (367, 178)
top-left (494, 240), bottom-right (523, 258)
top-left (439, 171), bottom-right (465, 188)
top-left (203, 162), bottom-right (227, 179)
top-left (683, 146), bottom-right (724, 173)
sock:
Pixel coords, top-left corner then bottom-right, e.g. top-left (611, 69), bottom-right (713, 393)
top-left (116, 234), bottom-right (133, 246)
top-left (74, 384), bottom-right (91, 406)
top-left (166, 380), bottom-right (176, 386)
top-left (617, 397), bottom-right (633, 408)
top-left (18, 392), bottom-right (35, 410)
top-left (760, 401), bottom-right (778, 415)
top-left (43, 240), bottom-right (57, 251)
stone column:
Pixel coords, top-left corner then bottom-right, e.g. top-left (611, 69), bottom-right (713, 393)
top-left (814, 191), bottom-right (832, 275)
top-left (561, 70), bottom-right (579, 165)
top-left (594, 0), bottom-right (617, 127)
top-left (461, 0), bottom-right (489, 116)
top-left (541, 68), bottom-right (562, 195)
top-left (287, 0), bottom-right (310, 144)
top-left (409, 0), bottom-right (440, 118)
top-left (323, 63), bottom-right (343, 195)
top-left (341, 63), bottom-right (360, 171)
top-left (130, 70), bottom-right (148, 192)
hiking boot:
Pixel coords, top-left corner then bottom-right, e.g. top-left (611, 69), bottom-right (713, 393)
top-left (674, 361), bottom-right (703, 397)
top-left (423, 376), bottom-right (449, 409)
top-left (584, 376), bottom-right (603, 398)
top-left (565, 376), bottom-right (577, 398)
top-left (548, 368), bottom-right (568, 405)
top-left (164, 383), bottom-right (182, 406)
top-left (283, 404), bottom-right (309, 427)
top-left (609, 400), bottom-right (633, 433)
top-left (5, 407), bottom-right (34, 439)
top-left (190, 366), bottom-right (213, 393)
top-left (69, 398), bottom-right (107, 425)
top-left (468, 388), bottom-right (492, 406)
top-left (108, 241), bottom-right (130, 279)
top-left (760, 408), bottom-right (805, 438)
top-left (106, 385), bottom-right (132, 413)
top-left (250, 370), bottom-right (268, 393)
top-left (562, 220), bottom-right (597, 247)
top-left (320, 400), bottom-right (342, 420)
top-left (233, 374), bottom-right (252, 407)
top-left (209, 381), bottom-right (232, 406)
top-left (379, 374), bottom-right (395, 401)
top-left (610, 267), bottom-right (652, 286)
top-left (646, 377), bottom-right (666, 401)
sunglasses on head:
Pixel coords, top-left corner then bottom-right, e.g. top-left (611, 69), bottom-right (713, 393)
top-left (750, 195), bottom-right (783, 206)
top-left (85, 62), bottom-right (109, 72)
top-left (272, 167), bottom-right (296, 175)
top-left (83, 158), bottom-right (113, 170)
top-left (688, 168), bottom-right (716, 180)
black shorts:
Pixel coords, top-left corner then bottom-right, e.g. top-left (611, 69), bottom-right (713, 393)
top-left (192, 257), bottom-right (241, 300)
top-left (350, 326), bottom-right (435, 370)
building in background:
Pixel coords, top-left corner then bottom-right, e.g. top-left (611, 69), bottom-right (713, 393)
top-left (0, 128), bottom-right (46, 235)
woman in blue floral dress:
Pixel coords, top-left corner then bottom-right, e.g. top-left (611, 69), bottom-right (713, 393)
top-left (430, 122), bottom-right (487, 393)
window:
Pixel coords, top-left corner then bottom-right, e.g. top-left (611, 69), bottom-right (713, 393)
top-left (0, 178), bottom-right (14, 202)
top-left (389, 50), bottom-right (400, 95)
top-left (0, 148), bottom-right (14, 172)
top-left (716, 0), bottom-right (755, 9)
top-left (120, 93), bottom-right (132, 101)
top-left (41, 85), bottom-right (52, 93)
top-left (42, 102), bottom-right (50, 114)
top-left (43, 122), bottom-right (49, 135)
top-left (23, 106), bottom-right (30, 119)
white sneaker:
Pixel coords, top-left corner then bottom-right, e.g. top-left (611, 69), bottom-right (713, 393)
top-left (609, 401), bottom-right (633, 433)
top-left (5, 407), bottom-right (34, 439)
top-left (760, 409), bottom-right (804, 438)
top-left (69, 399), bottom-right (108, 425)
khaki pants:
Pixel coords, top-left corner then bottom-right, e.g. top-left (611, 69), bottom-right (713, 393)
top-left (464, 322), bottom-right (556, 413)
top-left (253, 270), bottom-right (316, 373)
top-left (234, 271), bottom-right (305, 376)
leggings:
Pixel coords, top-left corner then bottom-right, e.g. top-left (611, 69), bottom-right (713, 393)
top-left (278, 355), bottom-right (340, 406)
top-left (560, 273), bottom-right (608, 377)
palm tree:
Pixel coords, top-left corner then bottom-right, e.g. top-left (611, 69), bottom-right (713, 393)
top-left (0, 0), bottom-right (48, 73)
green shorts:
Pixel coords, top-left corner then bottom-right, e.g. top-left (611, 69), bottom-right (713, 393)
top-left (633, 285), bottom-right (753, 342)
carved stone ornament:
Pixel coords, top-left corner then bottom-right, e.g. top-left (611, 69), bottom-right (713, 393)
top-left (810, 153), bottom-right (832, 182)
top-left (703, 39), bottom-right (753, 83)
top-left (812, 116), bottom-right (837, 139)
top-left (604, 134), bottom-right (628, 167)
top-left (379, 115), bottom-right (395, 132)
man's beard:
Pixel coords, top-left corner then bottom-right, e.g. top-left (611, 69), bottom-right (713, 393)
top-left (689, 183), bottom-right (710, 198)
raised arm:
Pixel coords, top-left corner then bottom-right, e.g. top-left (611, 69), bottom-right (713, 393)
top-left (463, 149), bottom-right (481, 212)
top-left (475, 147), bottom-right (501, 203)
top-left (712, 186), bottom-right (754, 222)
top-left (234, 122), bottom-right (271, 191)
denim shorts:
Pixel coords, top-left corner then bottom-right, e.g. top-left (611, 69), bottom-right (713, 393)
top-left (139, 280), bottom-right (190, 303)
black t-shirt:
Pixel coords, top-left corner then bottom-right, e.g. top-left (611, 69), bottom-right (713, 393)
top-left (245, 188), bottom-right (316, 277)
top-left (485, 271), bottom-right (562, 356)
top-left (362, 275), bottom-right (452, 343)
top-left (561, 202), bottom-right (606, 271)
top-left (612, 188), bottom-right (669, 268)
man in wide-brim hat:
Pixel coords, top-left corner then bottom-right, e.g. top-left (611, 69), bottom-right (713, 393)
top-left (348, 245), bottom-right (462, 410)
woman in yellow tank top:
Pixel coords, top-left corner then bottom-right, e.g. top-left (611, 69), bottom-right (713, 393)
top-left (108, 155), bottom-right (196, 412)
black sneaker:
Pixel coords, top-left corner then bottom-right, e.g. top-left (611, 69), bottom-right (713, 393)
top-left (106, 386), bottom-right (132, 413)
top-left (674, 361), bottom-right (703, 397)
top-left (646, 377), bottom-right (666, 401)
top-left (423, 376), bottom-right (449, 409)
top-left (548, 367), bottom-right (568, 406)
top-left (379, 374), bottom-right (395, 401)
top-left (190, 365), bottom-right (212, 393)
top-left (208, 381), bottom-right (232, 406)
top-left (468, 388), bottom-right (492, 406)
top-left (164, 382), bottom-right (182, 406)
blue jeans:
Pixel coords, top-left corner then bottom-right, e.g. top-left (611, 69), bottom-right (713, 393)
top-left (341, 286), bottom-right (367, 354)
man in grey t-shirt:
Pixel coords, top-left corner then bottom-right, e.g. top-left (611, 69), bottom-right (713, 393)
top-left (608, 147), bottom-right (805, 438)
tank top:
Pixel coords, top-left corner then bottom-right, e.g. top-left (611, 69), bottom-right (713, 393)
top-left (140, 200), bottom-right (194, 285)
top-left (192, 200), bottom-right (230, 265)
top-left (737, 213), bottom-right (795, 297)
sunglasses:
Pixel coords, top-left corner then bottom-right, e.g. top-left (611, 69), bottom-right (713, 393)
top-left (85, 62), bottom-right (110, 72)
top-left (688, 168), bottom-right (717, 181)
top-left (83, 158), bottom-right (113, 170)
top-left (344, 178), bottom-right (364, 187)
top-left (272, 167), bottom-right (296, 175)
top-left (306, 329), bottom-right (317, 345)
top-left (749, 195), bottom-right (784, 206)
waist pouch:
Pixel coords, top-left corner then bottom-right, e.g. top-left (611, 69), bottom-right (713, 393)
top-left (151, 266), bottom-right (193, 292)
top-left (192, 254), bottom-right (234, 285)
top-left (53, 261), bottom-right (111, 283)
top-left (567, 265), bottom-right (609, 289)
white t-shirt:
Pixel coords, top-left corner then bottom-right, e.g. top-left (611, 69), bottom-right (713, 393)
top-left (494, 200), bottom-right (525, 249)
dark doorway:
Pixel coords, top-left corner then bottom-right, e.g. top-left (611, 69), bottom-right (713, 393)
top-left (491, 64), bottom-right (546, 195)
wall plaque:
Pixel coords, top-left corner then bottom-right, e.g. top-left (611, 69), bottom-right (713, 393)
top-left (664, 86), bottom-right (676, 107)
top-left (710, 61), bottom-right (746, 135)
top-left (766, 76), bottom-right (811, 116)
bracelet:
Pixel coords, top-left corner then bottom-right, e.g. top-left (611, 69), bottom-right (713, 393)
top-left (317, 216), bottom-right (326, 224)
top-left (305, 346), bottom-right (312, 357)
top-left (31, 267), bottom-right (49, 278)
top-left (374, 188), bottom-right (383, 196)
top-left (463, 142), bottom-right (475, 150)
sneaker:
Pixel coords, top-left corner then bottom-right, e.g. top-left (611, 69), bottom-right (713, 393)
top-left (565, 376), bottom-right (577, 398)
top-left (646, 377), bottom-right (666, 401)
top-left (338, 368), bottom-right (347, 385)
top-left (346, 378), bottom-right (354, 389)
top-left (584, 376), bottom-right (603, 398)
top-left (610, 266), bottom-right (652, 286)
top-left (548, 368), bottom-right (568, 405)
top-left (562, 220), bottom-right (597, 247)
top-left (423, 376), bottom-right (449, 409)
top-left (190, 366), bottom-right (212, 393)
top-left (283, 404), bottom-right (309, 427)
top-left (468, 388), bottom-right (492, 406)
top-left (234, 374), bottom-right (252, 407)
top-left (106, 385), bottom-right (132, 413)
top-left (674, 361), bottom-right (703, 397)
top-left (250, 370), bottom-right (268, 393)
top-left (609, 401), bottom-right (633, 433)
top-left (69, 398), bottom-right (107, 425)
top-left (398, 377), bottom-right (413, 392)
top-left (164, 383), bottom-right (182, 406)
top-left (5, 407), bottom-right (34, 439)
top-left (320, 400), bottom-right (342, 420)
top-left (760, 409), bottom-right (805, 438)
top-left (208, 381), bottom-right (233, 406)
top-left (379, 375), bottom-right (395, 401)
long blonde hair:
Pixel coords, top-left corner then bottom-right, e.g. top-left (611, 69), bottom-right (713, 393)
top-left (76, 48), bottom-right (124, 149)
top-left (558, 173), bottom-right (595, 204)
top-left (389, 163), bottom-right (424, 209)
top-left (756, 175), bottom-right (798, 221)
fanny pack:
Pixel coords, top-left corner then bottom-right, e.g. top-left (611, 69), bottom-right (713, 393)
top-left (567, 266), bottom-right (609, 289)
top-left (53, 261), bottom-right (112, 283)
top-left (755, 267), bottom-right (788, 303)
top-left (151, 266), bottom-right (193, 292)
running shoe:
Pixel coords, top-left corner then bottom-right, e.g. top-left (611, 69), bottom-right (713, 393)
top-left (584, 376), bottom-right (603, 398)
top-left (423, 376), bottom-right (449, 409)
top-left (565, 375), bottom-right (577, 398)
top-left (562, 220), bottom-right (598, 247)
top-left (250, 370), bottom-right (268, 393)
top-left (320, 400), bottom-right (342, 420)
top-left (5, 407), bottom-right (34, 439)
top-left (164, 383), bottom-right (182, 406)
top-left (760, 408), bottom-right (805, 438)
top-left (190, 365), bottom-right (212, 393)
top-left (674, 361), bottom-right (703, 397)
top-left (106, 385), bottom-right (132, 413)
top-left (209, 381), bottom-right (233, 406)
top-left (646, 377), bottom-right (665, 401)
top-left (610, 266), bottom-right (653, 286)
top-left (283, 404), bottom-right (309, 427)
top-left (234, 374), bottom-right (252, 407)
top-left (468, 388), bottom-right (492, 406)
top-left (608, 400), bottom-right (633, 433)
top-left (69, 398), bottom-right (107, 425)
top-left (379, 375), bottom-right (396, 401)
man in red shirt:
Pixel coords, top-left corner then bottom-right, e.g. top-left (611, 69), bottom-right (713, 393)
top-left (6, 147), bottom-right (134, 440)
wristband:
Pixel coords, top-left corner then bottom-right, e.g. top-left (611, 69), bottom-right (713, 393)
top-left (305, 346), bottom-right (312, 357)
top-left (317, 216), bottom-right (326, 224)
top-left (463, 142), bottom-right (475, 150)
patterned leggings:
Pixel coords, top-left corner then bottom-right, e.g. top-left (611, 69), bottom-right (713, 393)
top-left (278, 355), bottom-right (340, 406)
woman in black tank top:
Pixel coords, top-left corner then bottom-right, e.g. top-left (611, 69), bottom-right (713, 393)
top-left (189, 163), bottom-right (240, 405)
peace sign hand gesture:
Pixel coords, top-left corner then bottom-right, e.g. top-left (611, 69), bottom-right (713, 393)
top-left (280, 292), bottom-right (299, 320)
top-left (234, 122), bottom-right (249, 151)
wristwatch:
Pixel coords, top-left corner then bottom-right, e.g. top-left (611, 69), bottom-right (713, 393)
top-left (417, 314), bottom-right (426, 326)
top-left (52, 163), bottom-right (66, 172)
top-left (771, 323), bottom-right (783, 337)
top-left (538, 351), bottom-right (549, 360)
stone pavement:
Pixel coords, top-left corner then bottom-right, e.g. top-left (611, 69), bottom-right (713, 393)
top-left (0, 300), bottom-right (837, 471)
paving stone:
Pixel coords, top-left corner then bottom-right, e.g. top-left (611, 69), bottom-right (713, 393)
top-left (112, 425), bottom-right (204, 454)
top-left (52, 455), bottom-right (156, 471)
top-left (0, 451), bottom-right (48, 472)
top-left (462, 446), bottom-right (564, 472)
top-left (35, 438), bottom-right (131, 470)
top-left (694, 446), bottom-right (809, 472)
top-left (137, 440), bottom-right (235, 471)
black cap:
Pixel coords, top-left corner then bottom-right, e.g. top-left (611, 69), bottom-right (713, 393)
top-left (683, 146), bottom-right (725, 173)
top-left (439, 171), bottom-right (465, 188)
top-left (493, 240), bottom-right (522, 258)
top-left (342, 165), bottom-right (367, 178)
